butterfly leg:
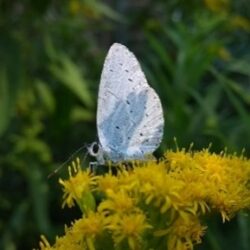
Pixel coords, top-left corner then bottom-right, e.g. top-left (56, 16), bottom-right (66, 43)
top-left (89, 161), bottom-right (99, 173)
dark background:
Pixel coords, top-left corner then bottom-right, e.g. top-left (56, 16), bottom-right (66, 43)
top-left (0, 0), bottom-right (250, 249)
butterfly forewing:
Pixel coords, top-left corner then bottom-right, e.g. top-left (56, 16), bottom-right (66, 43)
top-left (97, 43), bottom-right (164, 162)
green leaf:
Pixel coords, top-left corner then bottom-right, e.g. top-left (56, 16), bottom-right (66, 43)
top-left (27, 164), bottom-right (52, 234)
top-left (0, 34), bottom-right (21, 137)
top-left (71, 105), bottom-right (94, 122)
top-left (146, 33), bottom-right (174, 73)
top-left (78, 191), bottom-right (96, 213)
top-left (35, 80), bottom-right (56, 113)
top-left (91, 0), bottom-right (123, 21)
top-left (212, 68), bottom-right (250, 129)
top-left (0, 68), bottom-right (11, 137)
top-left (227, 59), bottom-right (250, 76)
top-left (50, 54), bottom-right (94, 108)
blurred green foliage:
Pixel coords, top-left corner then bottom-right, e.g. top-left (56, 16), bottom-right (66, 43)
top-left (0, 0), bottom-right (249, 249)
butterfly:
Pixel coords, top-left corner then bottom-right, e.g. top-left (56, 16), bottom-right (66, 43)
top-left (88, 43), bottom-right (164, 165)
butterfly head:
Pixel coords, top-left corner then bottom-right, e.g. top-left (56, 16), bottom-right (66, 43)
top-left (88, 142), bottom-right (105, 165)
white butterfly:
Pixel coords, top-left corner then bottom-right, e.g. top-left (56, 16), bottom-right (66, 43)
top-left (88, 43), bottom-right (164, 164)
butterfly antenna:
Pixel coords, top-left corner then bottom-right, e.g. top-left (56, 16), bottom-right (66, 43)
top-left (48, 144), bottom-right (88, 179)
top-left (79, 148), bottom-right (89, 168)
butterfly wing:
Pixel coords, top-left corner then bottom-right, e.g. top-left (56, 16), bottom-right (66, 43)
top-left (97, 43), bottom-right (164, 162)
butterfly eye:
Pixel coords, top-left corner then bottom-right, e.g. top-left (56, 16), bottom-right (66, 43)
top-left (89, 142), bottom-right (100, 156)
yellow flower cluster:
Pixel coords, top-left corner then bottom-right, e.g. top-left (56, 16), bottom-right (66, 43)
top-left (38, 149), bottom-right (250, 250)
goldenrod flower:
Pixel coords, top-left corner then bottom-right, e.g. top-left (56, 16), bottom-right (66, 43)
top-left (37, 149), bottom-right (250, 250)
top-left (107, 213), bottom-right (152, 250)
top-left (164, 216), bottom-right (206, 250)
top-left (134, 163), bottom-right (183, 213)
top-left (59, 158), bottom-right (96, 209)
top-left (98, 189), bottom-right (138, 215)
top-left (96, 173), bottom-right (119, 194)
top-left (71, 212), bottom-right (105, 249)
top-left (39, 235), bottom-right (52, 250)
top-left (39, 229), bottom-right (86, 250)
